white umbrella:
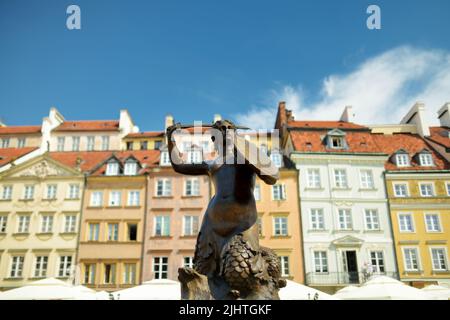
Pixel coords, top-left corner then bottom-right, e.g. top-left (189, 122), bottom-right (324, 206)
top-left (0, 278), bottom-right (96, 300)
top-left (112, 279), bottom-right (181, 300)
top-left (421, 285), bottom-right (450, 300)
top-left (94, 290), bottom-right (113, 300)
top-left (335, 276), bottom-right (436, 300)
top-left (279, 280), bottom-right (338, 300)
top-left (334, 285), bottom-right (358, 295)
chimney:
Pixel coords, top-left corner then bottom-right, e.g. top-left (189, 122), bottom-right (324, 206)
top-left (400, 102), bottom-right (430, 137)
top-left (437, 102), bottom-right (450, 127)
top-left (274, 101), bottom-right (287, 130)
top-left (165, 114), bottom-right (174, 130)
top-left (340, 106), bottom-right (355, 122)
top-left (213, 114), bottom-right (222, 123)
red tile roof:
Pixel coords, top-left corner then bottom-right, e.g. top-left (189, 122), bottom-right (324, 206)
top-left (289, 130), bottom-right (382, 154)
top-left (125, 131), bottom-right (164, 139)
top-left (0, 126), bottom-right (41, 135)
top-left (288, 120), bottom-right (368, 130)
top-left (49, 150), bottom-right (160, 175)
top-left (0, 147), bottom-right (38, 166)
top-left (53, 120), bottom-right (119, 132)
top-left (372, 133), bottom-right (449, 171)
top-left (426, 126), bottom-right (450, 149)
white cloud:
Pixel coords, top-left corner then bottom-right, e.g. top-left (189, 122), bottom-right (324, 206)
top-left (235, 46), bottom-right (450, 129)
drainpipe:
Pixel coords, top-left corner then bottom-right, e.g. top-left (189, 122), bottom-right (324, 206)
top-left (73, 173), bottom-right (87, 285)
top-left (382, 171), bottom-right (400, 280)
top-left (139, 173), bottom-right (149, 285)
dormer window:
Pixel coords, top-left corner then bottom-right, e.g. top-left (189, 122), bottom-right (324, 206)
top-left (188, 150), bottom-right (202, 164)
top-left (326, 129), bottom-right (346, 150)
top-left (395, 153), bottom-right (410, 167)
top-left (160, 151), bottom-right (171, 166)
top-left (124, 159), bottom-right (138, 175)
top-left (270, 150), bottom-right (283, 168)
top-left (419, 152), bottom-right (433, 167)
top-left (106, 160), bottom-right (119, 176)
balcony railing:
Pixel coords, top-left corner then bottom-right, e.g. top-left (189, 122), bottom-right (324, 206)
top-left (306, 272), bottom-right (399, 286)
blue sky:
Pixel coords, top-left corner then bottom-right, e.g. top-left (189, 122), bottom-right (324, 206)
top-left (1, 0), bottom-right (450, 130)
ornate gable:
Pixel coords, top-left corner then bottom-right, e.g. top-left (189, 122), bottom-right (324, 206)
top-left (3, 156), bottom-right (79, 179)
top-left (332, 235), bottom-right (364, 248)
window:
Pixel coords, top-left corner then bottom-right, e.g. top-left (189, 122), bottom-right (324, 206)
top-left (90, 191), bottom-right (103, 207)
top-left (425, 214), bottom-right (441, 232)
top-left (18, 138), bottom-right (26, 148)
top-left (124, 161), bottom-right (138, 175)
top-left (160, 151), bottom-right (171, 166)
top-left (370, 251), bottom-right (385, 273)
top-left (307, 169), bottom-right (321, 189)
top-left (87, 136), bottom-right (95, 151)
top-left (154, 215), bottom-right (170, 236)
top-left (153, 257), bottom-right (168, 279)
top-left (272, 184), bottom-right (286, 200)
top-left (156, 179), bottom-right (172, 196)
top-left (123, 263), bottom-right (136, 284)
top-left (108, 223), bottom-right (119, 241)
top-left (127, 191), bottom-right (140, 206)
top-left (431, 248), bottom-right (448, 271)
top-left (254, 184), bottom-right (261, 201)
top-left (127, 223), bottom-right (137, 241)
top-left (310, 209), bottom-right (325, 230)
top-left (17, 215), bottom-right (30, 233)
top-left (10, 256), bottom-right (24, 278)
top-left (187, 150), bottom-right (202, 164)
top-left (183, 215), bottom-right (199, 236)
top-left (270, 152), bottom-right (283, 168)
top-left (126, 141), bottom-right (133, 150)
top-left (273, 216), bottom-right (288, 236)
top-left (34, 256), bottom-right (48, 278)
top-left (108, 191), bottom-right (121, 206)
top-left (1, 138), bottom-right (10, 148)
top-left (46, 184), bottom-right (57, 199)
top-left (338, 209), bottom-right (352, 230)
top-left (84, 264), bottom-right (96, 284)
top-left (360, 170), bottom-right (374, 189)
top-left (72, 136), bottom-right (80, 151)
top-left (396, 154), bottom-right (409, 167)
top-left (398, 214), bottom-right (414, 232)
top-left (64, 215), bottom-right (77, 233)
top-left (403, 248), bottom-right (419, 271)
top-left (68, 184), bottom-right (80, 199)
top-left (185, 178), bottom-right (200, 196)
top-left (2, 185), bottom-right (12, 200)
top-left (334, 169), bottom-right (348, 188)
top-left (88, 223), bottom-right (100, 241)
top-left (330, 137), bottom-right (344, 149)
top-left (393, 183), bottom-right (408, 197)
top-left (103, 263), bottom-right (116, 284)
top-left (278, 256), bottom-right (289, 277)
top-left (419, 153), bottom-right (433, 166)
top-left (106, 161), bottom-right (119, 176)
top-left (57, 137), bottom-right (65, 151)
top-left (58, 256), bottom-right (73, 277)
top-left (313, 251), bottom-right (328, 273)
top-left (101, 136), bottom-right (109, 151)
top-left (140, 141), bottom-right (148, 150)
top-left (23, 185), bottom-right (35, 200)
top-left (183, 257), bottom-right (194, 268)
top-left (154, 140), bottom-right (162, 150)
top-left (40, 215), bottom-right (54, 233)
top-left (257, 216), bottom-right (263, 236)
top-left (364, 209), bottom-right (380, 230)
top-left (419, 183), bottom-right (434, 197)
top-left (0, 215), bottom-right (7, 233)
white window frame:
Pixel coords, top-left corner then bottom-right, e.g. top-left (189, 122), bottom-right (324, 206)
top-left (156, 179), bottom-right (172, 197)
top-left (369, 250), bottom-right (385, 274)
top-left (34, 255), bottom-right (48, 278)
top-left (360, 169), bottom-right (374, 189)
top-left (279, 256), bottom-right (290, 277)
top-left (160, 151), bottom-right (171, 166)
top-left (58, 255), bottom-right (73, 278)
top-left (187, 150), bottom-right (202, 164)
top-left (57, 137), bottom-right (65, 152)
top-left (64, 215), bottom-right (77, 233)
top-left (402, 247), bottom-right (420, 272)
top-left (84, 263), bottom-right (96, 285)
top-left (101, 136), bottom-right (109, 151)
top-left (45, 184), bottom-right (57, 200)
top-left (333, 169), bottom-right (348, 189)
top-left (88, 223), bottom-right (100, 241)
top-left (107, 223), bottom-right (119, 241)
top-left (398, 213), bottom-right (415, 233)
top-left (307, 168), bottom-right (321, 189)
top-left (2, 185), bottom-right (13, 200)
top-left (183, 257), bottom-right (194, 269)
top-left (424, 213), bottom-right (442, 232)
top-left (270, 151), bottom-right (283, 168)
top-left (184, 178), bottom-right (200, 196)
top-left (419, 182), bottom-right (434, 197)
top-left (273, 216), bottom-right (288, 236)
top-left (103, 263), bottom-right (116, 284)
top-left (87, 136), bottom-right (95, 151)
top-left (330, 136), bottom-right (344, 149)
top-left (68, 184), bottom-right (80, 199)
top-left (364, 209), bottom-right (380, 231)
top-left (10, 255), bottom-right (25, 278)
top-left (153, 256), bottom-right (168, 279)
top-left (127, 190), bottom-right (140, 206)
top-left (419, 153), bottom-right (434, 166)
top-left (254, 184), bottom-right (261, 201)
top-left (310, 208), bottom-right (325, 231)
top-left (18, 138), bottom-right (26, 148)
top-left (396, 153), bottom-right (409, 167)
top-left (23, 185), bottom-right (35, 200)
top-left (106, 161), bottom-right (119, 176)
top-left (40, 215), bottom-right (54, 233)
top-left (17, 215), bottom-right (30, 233)
top-left (154, 215), bottom-right (170, 236)
top-left (183, 215), bottom-right (199, 236)
top-left (72, 136), bottom-right (80, 151)
top-left (393, 182), bottom-right (409, 198)
top-left (313, 251), bottom-right (328, 273)
top-left (124, 161), bottom-right (138, 175)
top-left (90, 191), bottom-right (103, 207)
top-left (0, 215), bottom-right (7, 233)
top-left (108, 191), bottom-right (121, 207)
top-left (272, 184), bottom-right (286, 200)
top-left (430, 247), bottom-right (448, 271)
top-left (338, 208), bottom-right (353, 230)
top-left (123, 263), bottom-right (137, 284)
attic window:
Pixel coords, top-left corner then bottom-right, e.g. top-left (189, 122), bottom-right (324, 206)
top-left (419, 153), bottom-right (434, 167)
top-left (330, 137), bottom-right (344, 149)
top-left (395, 154), bottom-right (409, 167)
top-left (124, 159), bottom-right (138, 175)
top-left (105, 160), bottom-right (119, 176)
top-left (306, 142), bottom-right (312, 149)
